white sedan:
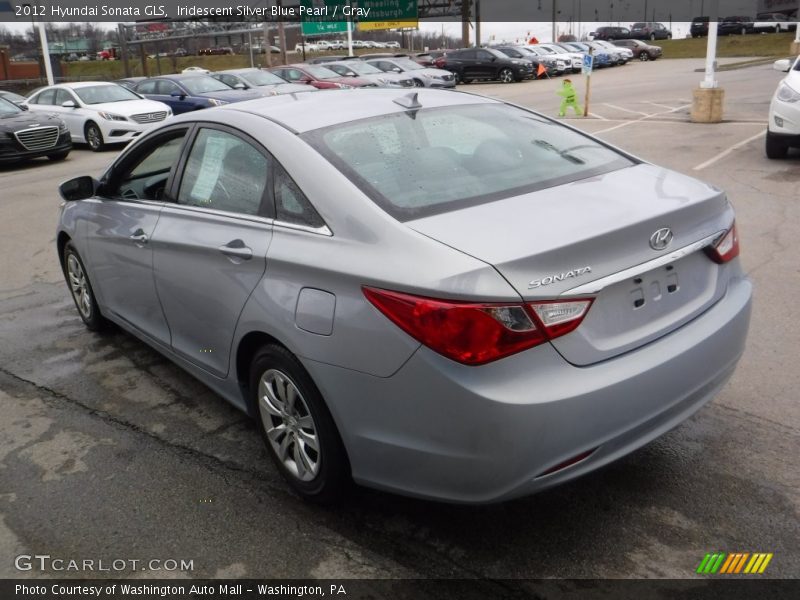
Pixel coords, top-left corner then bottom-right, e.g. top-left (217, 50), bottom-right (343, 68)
top-left (24, 82), bottom-right (172, 151)
top-left (182, 66), bottom-right (211, 74)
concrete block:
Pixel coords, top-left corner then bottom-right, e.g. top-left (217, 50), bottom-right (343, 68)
top-left (691, 87), bottom-right (725, 123)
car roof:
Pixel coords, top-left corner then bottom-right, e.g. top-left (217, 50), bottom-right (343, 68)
top-left (50, 81), bottom-right (117, 89)
top-left (178, 88), bottom-right (498, 134)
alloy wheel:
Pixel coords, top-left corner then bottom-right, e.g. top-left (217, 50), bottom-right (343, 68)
top-left (258, 369), bottom-right (320, 482)
top-left (640, 52), bottom-right (650, 61)
top-left (66, 254), bottom-right (92, 319)
top-left (86, 125), bottom-right (102, 151)
top-left (499, 68), bottom-right (514, 83)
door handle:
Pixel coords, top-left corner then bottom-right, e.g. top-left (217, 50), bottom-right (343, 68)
top-left (130, 229), bottom-right (148, 245)
top-left (218, 239), bottom-right (253, 261)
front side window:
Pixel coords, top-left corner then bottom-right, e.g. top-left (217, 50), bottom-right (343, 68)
top-left (305, 104), bottom-right (633, 221)
top-left (111, 130), bottom-right (188, 201)
top-left (177, 128), bottom-right (269, 216)
top-left (135, 80), bottom-right (157, 94)
top-left (32, 88), bottom-right (56, 105)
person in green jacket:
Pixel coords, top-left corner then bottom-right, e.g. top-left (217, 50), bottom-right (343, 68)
top-left (557, 78), bottom-right (583, 117)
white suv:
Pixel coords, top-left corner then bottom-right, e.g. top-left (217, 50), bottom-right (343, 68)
top-left (767, 56), bottom-right (800, 159)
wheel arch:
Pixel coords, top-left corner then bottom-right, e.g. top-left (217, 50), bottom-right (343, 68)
top-left (235, 330), bottom-right (288, 417)
top-left (57, 231), bottom-right (72, 274)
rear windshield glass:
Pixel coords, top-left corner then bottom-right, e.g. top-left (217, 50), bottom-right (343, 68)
top-left (303, 103), bottom-right (634, 221)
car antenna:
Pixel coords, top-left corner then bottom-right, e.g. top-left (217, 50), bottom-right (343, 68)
top-left (393, 92), bottom-right (422, 110)
top-left (393, 92), bottom-right (422, 118)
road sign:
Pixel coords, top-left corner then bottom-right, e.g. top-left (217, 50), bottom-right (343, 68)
top-left (358, 20), bottom-right (419, 31)
top-left (300, 0), bottom-right (349, 37)
top-left (582, 54), bottom-right (594, 75)
top-left (361, 0), bottom-right (418, 21)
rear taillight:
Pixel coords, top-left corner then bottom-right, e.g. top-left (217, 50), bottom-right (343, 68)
top-left (705, 222), bottom-right (740, 264)
top-left (363, 287), bottom-right (593, 366)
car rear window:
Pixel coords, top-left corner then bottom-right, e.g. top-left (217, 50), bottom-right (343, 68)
top-left (303, 104), bottom-right (634, 221)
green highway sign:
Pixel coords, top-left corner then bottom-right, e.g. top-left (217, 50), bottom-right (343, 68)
top-left (361, 0), bottom-right (418, 22)
top-left (300, 1), bottom-right (349, 37)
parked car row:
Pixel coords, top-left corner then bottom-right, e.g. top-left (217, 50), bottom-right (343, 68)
top-left (2, 41), bottom-right (657, 165)
top-left (593, 22), bottom-right (673, 41)
top-left (294, 40), bottom-right (401, 52)
top-left (431, 39), bottom-right (651, 85)
top-left (691, 13), bottom-right (798, 37)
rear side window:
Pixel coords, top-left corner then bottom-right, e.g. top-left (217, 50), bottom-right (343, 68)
top-left (304, 104), bottom-right (633, 221)
top-left (273, 164), bottom-right (326, 229)
top-left (178, 128), bottom-right (269, 216)
top-left (32, 88), bottom-right (56, 105)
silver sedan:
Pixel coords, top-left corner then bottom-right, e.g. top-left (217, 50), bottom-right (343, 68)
top-left (56, 89), bottom-right (751, 504)
top-left (366, 56), bottom-right (457, 88)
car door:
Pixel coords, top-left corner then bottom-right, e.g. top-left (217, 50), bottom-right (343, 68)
top-left (475, 49), bottom-right (498, 78)
top-left (150, 125), bottom-right (273, 377)
top-left (156, 80), bottom-right (197, 114)
top-left (84, 126), bottom-right (192, 344)
top-left (54, 88), bottom-right (85, 139)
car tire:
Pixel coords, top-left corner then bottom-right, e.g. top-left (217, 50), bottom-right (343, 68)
top-left (765, 131), bottom-right (789, 159)
top-left (741, 27), bottom-right (747, 35)
top-left (650, 33), bottom-right (656, 40)
top-left (639, 52), bottom-right (650, 61)
top-left (84, 122), bottom-right (104, 152)
top-left (62, 241), bottom-right (109, 331)
top-left (48, 151), bottom-right (70, 161)
top-left (251, 344), bottom-right (350, 503)
top-left (498, 68), bottom-right (515, 83)
top-left (412, 78), bottom-right (424, 87)
top-left (775, 26), bottom-right (781, 34)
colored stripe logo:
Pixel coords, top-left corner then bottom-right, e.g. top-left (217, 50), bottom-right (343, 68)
top-left (697, 552), bottom-right (773, 574)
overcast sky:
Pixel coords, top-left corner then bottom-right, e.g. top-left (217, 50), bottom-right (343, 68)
top-left (2, 20), bottom-right (696, 42)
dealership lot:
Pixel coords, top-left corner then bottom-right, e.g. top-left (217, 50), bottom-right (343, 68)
top-left (0, 59), bottom-right (798, 580)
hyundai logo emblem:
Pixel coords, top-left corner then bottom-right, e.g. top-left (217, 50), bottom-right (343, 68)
top-left (649, 228), bottom-right (674, 251)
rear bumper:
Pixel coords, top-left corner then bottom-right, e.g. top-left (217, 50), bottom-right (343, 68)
top-left (304, 275), bottom-right (752, 504)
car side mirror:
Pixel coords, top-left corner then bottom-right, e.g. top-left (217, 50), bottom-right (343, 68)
top-left (170, 91), bottom-right (186, 98)
top-left (392, 67), bottom-right (402, 72)
top-left (234, 83), bottom-right (246, 89)
top-left (59, 176), bottom-right (97, 202)
top-left (61, 100), bottom-right (76, 108)
top-left (773, 58), bottom-right (791, 72)
top-left (19, 104), bottom-right (29, 111)
top-left (299, 76), bottom-right (312, 83)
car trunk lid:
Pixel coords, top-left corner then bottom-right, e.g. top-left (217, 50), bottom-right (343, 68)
top-left (407, 164), bottom-right (734, 365)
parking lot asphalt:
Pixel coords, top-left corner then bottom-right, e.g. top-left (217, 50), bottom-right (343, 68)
top-left (0, 59), bottom-right (798, 581)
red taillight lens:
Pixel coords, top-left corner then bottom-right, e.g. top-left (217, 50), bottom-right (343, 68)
top-left (705, 222), bottom-right (740, 264)
top-left (363, 287), bottom-right (593, 366)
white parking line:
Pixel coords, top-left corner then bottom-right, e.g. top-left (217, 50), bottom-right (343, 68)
top-left (693, 130), bottom-right (767, 171)
top-left (587, 112), bottom-right (609, 121)
top-left (644, 101), bottom-right (687, 111)
top-left (603, 103), bottom-right (652, 117)
top-left (593, 104), bottom-right (691, 134)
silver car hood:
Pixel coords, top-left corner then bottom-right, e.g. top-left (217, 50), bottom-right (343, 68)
top-left (407, 163), bottom-right (732, 300)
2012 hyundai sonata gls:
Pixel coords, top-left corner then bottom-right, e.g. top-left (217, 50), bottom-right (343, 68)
top-left (56, 89), bottom-right (751, 504)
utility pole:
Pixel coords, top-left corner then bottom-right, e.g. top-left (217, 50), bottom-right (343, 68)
top-left (461, 0), bottom-right (470, 47)
top-left (37, 22), bottom-right (53, 85)
top-left (264, 21), bottom-right (272, 67)
top-left (691, 0), bottom-right (723, 123)
top-left (552, 0), bottom-right (557, 43)
top-left (118, 23), bottom-right (131, 78)
top-left (793, 0), bottom-right (800, 54)
top-left (277, 0), bottom-right (287, 64)
top-left (475, 0), bottom-right (481, 47)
